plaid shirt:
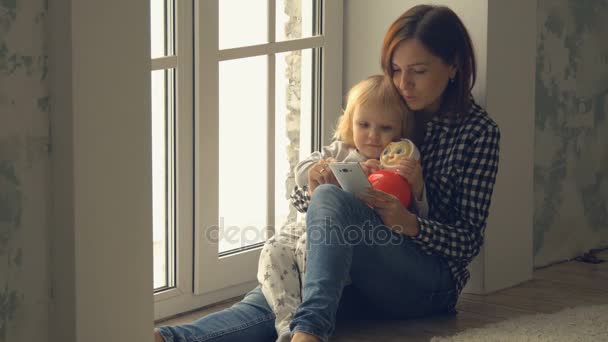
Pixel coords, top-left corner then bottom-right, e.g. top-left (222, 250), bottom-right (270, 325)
top-left (290, 100), bottom-right (500, 294)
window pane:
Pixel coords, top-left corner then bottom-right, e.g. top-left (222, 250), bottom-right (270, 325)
top-left (151, 0), bottom-right (175, 58)
top-left (219, 56), bottom-right (268, 253)
top-left (152, 69), bottom-right (175, 290)
top-left (219, 0), bottom-right (268, 49)
top-left (274, 49), bottom-right (313, 234)
top-left (275, 0), bottom-right (315, 42)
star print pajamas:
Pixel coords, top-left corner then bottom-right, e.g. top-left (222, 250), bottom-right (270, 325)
top-left (257, 221), bottom-right (308, 340)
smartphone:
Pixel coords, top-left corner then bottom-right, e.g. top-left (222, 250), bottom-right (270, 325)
top-left (327, 162), bottom-right (372, 195)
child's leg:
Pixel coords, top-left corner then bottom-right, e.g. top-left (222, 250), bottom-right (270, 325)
top-left (295, 233), bottom-right (307, 275)
top-left (257, 235), bottom-right (304, 339)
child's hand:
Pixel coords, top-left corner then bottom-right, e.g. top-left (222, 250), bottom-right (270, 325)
top-left (307, 158), bottom-right (339, 194)
top-left (395, 157), bottom-right (424, 201)
top-left (360, 159), bottom-right (380, 176)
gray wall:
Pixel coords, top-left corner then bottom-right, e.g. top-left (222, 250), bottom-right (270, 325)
top-left (5, 0), bottom-right (155, 341)
top-left (534, 0), bottom-right (608, 266)
top-left (49, 0), bottom-right (154, 341)
top-left (0, 0), bottom-right (50, 341)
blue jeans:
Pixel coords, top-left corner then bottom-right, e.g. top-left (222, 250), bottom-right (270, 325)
top-left (157, 185), bottom-right (456, 342)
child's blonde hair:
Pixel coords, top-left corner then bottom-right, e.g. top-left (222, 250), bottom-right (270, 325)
top-left (333, 75), bottom-right (413, 147)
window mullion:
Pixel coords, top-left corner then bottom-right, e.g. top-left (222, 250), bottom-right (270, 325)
top-left (193, 0), bottom-right (220, 295)
top-left (152, 56), bottom-right (179, 70)
top-left (267, 0), bottom-right (276, 238)
top-left (166, 0), bottom-right (175, 56)
top-left (218, 36), bottom-right (324, 61)
top-left (319, 0), bottom-right (343, 146)
top-left (171, 0), bottom-right (193, 296)
top-left (166, 68), bottom-right (176, 289)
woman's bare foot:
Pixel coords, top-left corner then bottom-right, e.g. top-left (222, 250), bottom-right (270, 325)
top-left (153, 329), bottom-right (164, 342)
top-left (291, 331), bottom-right (321, 342)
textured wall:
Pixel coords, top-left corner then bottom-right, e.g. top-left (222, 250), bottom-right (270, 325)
top-left (535, 0), bottom-right (608, 266)
top-left (0, 0), bottom-right (50, 341)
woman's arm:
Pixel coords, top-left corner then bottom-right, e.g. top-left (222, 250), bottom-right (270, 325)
top-left (357, 124), bottom-right (499, 261)
top-left (410, 186), bottom-right (429, 219)
top-left (411, 125), bottom-right (500, 261)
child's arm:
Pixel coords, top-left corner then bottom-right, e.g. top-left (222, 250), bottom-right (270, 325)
top-left (294, 141), bottom-right (362, 188)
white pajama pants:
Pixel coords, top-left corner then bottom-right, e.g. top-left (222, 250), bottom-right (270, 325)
top-left (257, 220), bottom-right (307, 339)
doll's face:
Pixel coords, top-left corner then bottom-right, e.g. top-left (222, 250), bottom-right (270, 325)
top-left (380, 140), bottom-right (413, 168)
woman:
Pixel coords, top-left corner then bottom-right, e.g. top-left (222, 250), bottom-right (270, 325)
top-left (155, 5), bottom-right (500, 342)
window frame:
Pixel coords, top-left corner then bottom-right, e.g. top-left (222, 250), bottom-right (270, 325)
top-left (153, 0), bottom-right (195, 319)
top-left (153, 0), bottom-right (343, 320)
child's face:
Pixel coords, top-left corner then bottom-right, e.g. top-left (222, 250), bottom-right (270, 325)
top-left (352, 104), bottom-right (402, 159)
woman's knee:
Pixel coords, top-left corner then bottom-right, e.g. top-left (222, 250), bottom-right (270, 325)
top-left (309, 184), bottom-right (356, 211)
top-left (310, 183), bottom-right (343, 200)
top-left (307, 185), bottom-right (378, 239)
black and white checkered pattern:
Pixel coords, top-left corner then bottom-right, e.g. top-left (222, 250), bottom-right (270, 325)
top-left (290, 185), bottom-right (311, 213)
top-left (290, 100), bottom-right (500, 294)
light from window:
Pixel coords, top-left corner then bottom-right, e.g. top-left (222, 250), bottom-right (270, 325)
top-left (151, 0), bottom-right (176, 291)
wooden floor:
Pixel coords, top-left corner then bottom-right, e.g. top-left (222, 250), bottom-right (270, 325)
top-left (156, 250), bottom-right (608, 341)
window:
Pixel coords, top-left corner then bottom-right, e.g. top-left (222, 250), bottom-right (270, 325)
top-left (151, 0), bottom-right (195, 318)
top-left (150, 0), bottom-right (177, 292)
top-left (153, 0), bottom-right (343, 320)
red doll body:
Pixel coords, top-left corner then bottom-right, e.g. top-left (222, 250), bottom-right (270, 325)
top-left (367, 139), bottom-right (420, 208)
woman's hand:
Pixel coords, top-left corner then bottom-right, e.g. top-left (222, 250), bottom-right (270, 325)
top-left (357, 188), bottom-right (420, 237)
top-left (307, 158), bottom-right (339, 194)
top-left (360, 159), bottom-right (381, 176)
top-left (395, 157), bottom-right (424, 201)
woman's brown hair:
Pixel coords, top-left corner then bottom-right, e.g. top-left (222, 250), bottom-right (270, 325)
top-left (381, 5), bottom-right (476, 117)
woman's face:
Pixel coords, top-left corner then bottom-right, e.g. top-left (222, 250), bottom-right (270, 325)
top-left (390, 38), bottom-right (456, 113)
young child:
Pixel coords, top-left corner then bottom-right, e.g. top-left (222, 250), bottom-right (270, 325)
top-left (257, 75), bottom-right (428, 342)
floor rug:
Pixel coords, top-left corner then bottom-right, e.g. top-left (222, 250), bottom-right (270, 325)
top-left (431, 304), bottom-right (608, 342)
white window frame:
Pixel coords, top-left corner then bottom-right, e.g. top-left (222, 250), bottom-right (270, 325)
top-left (153, 0), bottom-right (196, 320)
top-left (154, 0), bottom-right (343, 320)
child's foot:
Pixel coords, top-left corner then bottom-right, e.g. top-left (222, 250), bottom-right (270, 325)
top-left (153, 329), bottom-right (164, 342)
top-left (291, 331), bottom-right (321, 342)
